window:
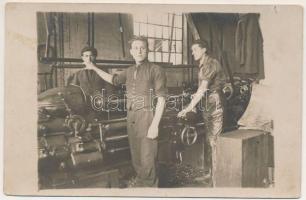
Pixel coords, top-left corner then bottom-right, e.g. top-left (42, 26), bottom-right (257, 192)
top-left (133, 13), bottom-right (184, 65)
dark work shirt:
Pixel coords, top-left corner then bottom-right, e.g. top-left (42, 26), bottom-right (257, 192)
top-left (198, 55), bottom-right (226, 92)
top-left (67, 69), bottom-right (115, 97)
top-left (113, 61), bottom-right (167, 110)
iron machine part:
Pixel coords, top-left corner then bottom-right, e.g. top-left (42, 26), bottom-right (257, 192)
top-left (37, 86), bottom-right (131, 189)
top-left (37, 76), bottom-right (253, 188)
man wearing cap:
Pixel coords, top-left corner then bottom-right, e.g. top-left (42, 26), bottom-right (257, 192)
top-left (66, 46), bottom-right (114, 97)
top-left (84, 36), bottom-right (167, 187)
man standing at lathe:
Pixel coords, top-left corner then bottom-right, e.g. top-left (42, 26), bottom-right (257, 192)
top-left (84, 36), bottom-right (167, 187)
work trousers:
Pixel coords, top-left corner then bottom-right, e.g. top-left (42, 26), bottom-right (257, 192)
top-left (127, 108), bottom-right (158, 187)
top-left (201, 92), bottom-right (224, 186)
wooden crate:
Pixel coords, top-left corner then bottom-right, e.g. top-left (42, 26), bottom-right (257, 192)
top-left (215, 129), bottom-right (274, 187)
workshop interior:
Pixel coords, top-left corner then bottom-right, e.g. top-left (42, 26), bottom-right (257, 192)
top-left (37, 12), bottom-right (274, 189)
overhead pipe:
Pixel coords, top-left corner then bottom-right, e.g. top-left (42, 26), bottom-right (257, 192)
top-left (49, 62), bottom-right (195, 69)
top-left (40, 57), bottom-right (135, 64)
top-left (40, 57), bottom-right (196, 68)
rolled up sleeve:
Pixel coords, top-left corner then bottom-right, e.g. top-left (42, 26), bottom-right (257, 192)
top-left (112, 70), bottom-right (127, 86)
top-left (200, 60), bottom-right (219, 83)
top-left (152, 66), bottom-right (168, 98)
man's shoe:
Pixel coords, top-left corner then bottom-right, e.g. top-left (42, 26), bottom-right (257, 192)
top-left (194, 170), bottom-right (211, 183)
top-left (203, 170), bottom-right (212, 179)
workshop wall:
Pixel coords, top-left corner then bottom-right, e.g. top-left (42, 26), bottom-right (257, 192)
top-left (37, 12), bottom-right (192, 92)
top-left (62, 13), bottom-right (134, 86)
top-left (37, 13), bottom-right (134, 92)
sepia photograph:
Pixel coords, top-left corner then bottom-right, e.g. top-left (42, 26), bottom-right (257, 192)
top-left (36, 11), bottom-right (274, 189)
top-left (3, 2), bottom-right (303, 198)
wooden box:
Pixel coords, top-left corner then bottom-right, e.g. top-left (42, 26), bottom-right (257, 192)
top-left (216, 129), bottom-right (274, 187)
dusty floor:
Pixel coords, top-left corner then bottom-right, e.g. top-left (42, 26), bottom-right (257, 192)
top-left (115, 162), bottom-right (212, 188)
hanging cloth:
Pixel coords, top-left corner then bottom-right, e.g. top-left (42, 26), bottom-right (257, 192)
top-left (235, 13), bottom-right (265, 79)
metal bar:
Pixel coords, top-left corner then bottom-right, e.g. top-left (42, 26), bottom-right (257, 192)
top-left (53, 64), bottom-right (131, 69)
top-left (52, 63), bottom-right (196, 69)
top-left (118, 13), bottom-right (125, 57)
top-left (41, 57), bottom-right (177, 67)
top-left (134, 21), bottom-right (183, 29)
top-left (145, 36), bottom-right (182, 41)
top-left (38, 72), bottom-right (52, 75)
top-left (91, 13), bottom-right (95, 47)
top-left (60, 13), bottom-right (65, 87)
top-left (98, 123), bottom-right (104, 143)
top-left (49, 67), bottom-right (54, 90)
top-left (52, 13), bottom-right (58, 87)
top-left (87, 12), bottom-right (91, 46)
top-left (43, 13), bottom-right (51, 58)
top-left (41, 57), bottom-right (134, 64)
top-left (168, 13), bottom-right (175, 63)
top-left (107, 146), bottom-right (130, 153)
top-left (151, 50), bottom-right (183, 54)
top-left (104, 135), bottom-right (128, 142)
top-left (100, 117), bottom-right (127, 124)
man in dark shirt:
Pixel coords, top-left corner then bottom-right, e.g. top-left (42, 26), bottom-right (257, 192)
top-left (178, 40), bottom-right (226, 187)
top-left (66, 46), bottom-right (114, 98)
top-left (84, 36), bottom-right (167, 187)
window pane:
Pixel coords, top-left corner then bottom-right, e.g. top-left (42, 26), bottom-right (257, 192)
top-left (163, 27), bottom-right (169, 39)
top-left (134, 22), bottom-right (140, 35)
top-left (148, 52), bottom-right (154, 62)
top-left (148, 39), bottom-right (155, 51)
top-left (176, 28), bottom-right (182, 40)
top-left (172, 27), bottom-right (176, 40)
top-left (168, 14), bottom-right (175, 27)
top-left (175, 15), bottom-right (182, 28)
top-left (176, 53), bottom-right (182, 64)
top-left (155, 52), bottom-right (162, 62)
top-left (170, 53), bottom-right (176, 64)
top-left (133, 12), bottom-right (184, 65)
top-left (176, 41), bottom-right (182, 53)
top-left (148, 24), bottom-right (155, 37)
top-left (162, 53), bottom-right (169, 62)
top-left (170, 42), bottom-right (176, 53)
top-left (155, 39), bottom-right (163, 52)
top-left (140, 23), bottom-right (147, 36)
top-left (155, 25), bottom-right (162, 38)
top-left (162, 40), bottom-right (169, 52)
top-left (168, 28), bottom-right (175, 40)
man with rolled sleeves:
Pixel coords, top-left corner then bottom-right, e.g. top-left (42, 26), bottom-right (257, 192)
top-left (84, 36), bottom-right (167, 187)
top-left (66, 46), bottom-right (114, 97)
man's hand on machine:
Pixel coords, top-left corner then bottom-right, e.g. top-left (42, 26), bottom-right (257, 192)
top-left (177, 108), bottom-right (190, 118)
